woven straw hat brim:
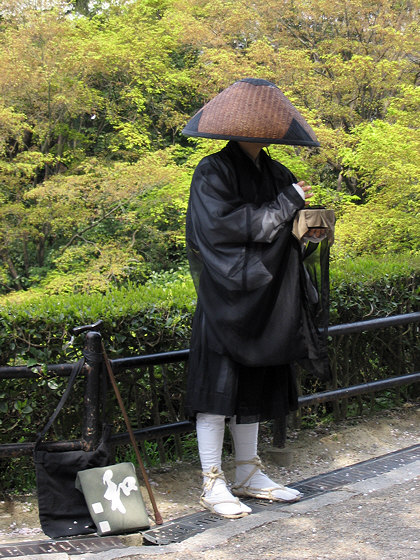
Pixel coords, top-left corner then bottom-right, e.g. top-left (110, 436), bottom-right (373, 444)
top-left (182, 129), bottom-right (319, 146)
top-left (182, 79), bottom-right (320, 147)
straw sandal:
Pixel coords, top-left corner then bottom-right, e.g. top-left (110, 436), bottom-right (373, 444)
top-left (232, 457), bottom-right (302, 502)
top-left (200, 466), bottom-right (251, 519)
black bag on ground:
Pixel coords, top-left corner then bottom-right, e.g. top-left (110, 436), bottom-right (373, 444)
top-left (34, 358), bottom-right (111, 538)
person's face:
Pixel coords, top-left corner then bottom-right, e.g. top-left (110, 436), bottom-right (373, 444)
top-left (238, 141), bottom-right (270, 159)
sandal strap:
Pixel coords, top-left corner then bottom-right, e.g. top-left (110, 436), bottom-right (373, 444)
top-left (235, 456), bottom-right (263, 468)
top-left (201, 465), bottom-right (226, 494)
top-left (200, 495), bottom-right (241, 507)
top-left (232, 456), bottom-right (263, 491)
top-left (232, 485), bottom-right (298, 502)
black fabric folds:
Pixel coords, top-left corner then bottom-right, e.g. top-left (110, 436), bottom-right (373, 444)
top-left (298, 238), bottom-right (331, 380)
top-left (35, 440), bottom-right (111, 538)
top-left (185, 141), bottom-right (329, 423)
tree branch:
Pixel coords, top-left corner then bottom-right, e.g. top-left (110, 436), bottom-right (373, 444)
top-left (60, 201), bottom-right (125, 252)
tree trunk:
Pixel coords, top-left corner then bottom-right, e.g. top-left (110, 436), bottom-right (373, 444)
top-left (37, 238), bottom-right (45, 268)
top-left (23, 234), bottom-right (29, 275)
top-left (1, 250), bottom-right (23, 290)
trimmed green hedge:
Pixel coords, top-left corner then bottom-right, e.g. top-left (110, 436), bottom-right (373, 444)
top-left (330, 254), bottom-right (419, 323)
top-left (0, 254), bottom-right (418, 374)
top-left (1, 255), bottom-right (417, 366)
top-left (0, 269), bottom-right (196, 366)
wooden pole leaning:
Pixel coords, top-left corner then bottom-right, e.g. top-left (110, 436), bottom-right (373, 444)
top-left (100, 341), bottom-right (163, 526)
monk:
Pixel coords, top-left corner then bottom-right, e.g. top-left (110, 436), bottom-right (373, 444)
top-left (182, 79), bottom-right (330, 518)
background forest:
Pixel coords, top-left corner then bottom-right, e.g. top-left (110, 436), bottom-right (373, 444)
top-left (0, 0), bottom-right (418, 300)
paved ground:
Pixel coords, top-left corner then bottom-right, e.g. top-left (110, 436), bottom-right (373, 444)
top-left (82, 458), bottom-right (420, 560)
top-left (5, 453), bottom-right (419, 560)
top-left (1, 407), bottom-right (419, 560)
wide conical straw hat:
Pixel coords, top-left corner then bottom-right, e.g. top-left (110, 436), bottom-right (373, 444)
top-left (182, 78), bottom-right (320, 147)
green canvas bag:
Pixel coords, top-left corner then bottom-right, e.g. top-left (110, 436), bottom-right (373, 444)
top-left (76, 462), bottom-right (150, 535)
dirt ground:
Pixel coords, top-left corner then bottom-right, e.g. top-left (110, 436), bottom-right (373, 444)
top-left (0, 404), bottom-right (418, 545)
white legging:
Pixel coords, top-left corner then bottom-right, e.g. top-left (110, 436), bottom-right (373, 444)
top-left (196, 412), bottom-right (258, 472)
top-left (196, 413), bottom-right (300, 503)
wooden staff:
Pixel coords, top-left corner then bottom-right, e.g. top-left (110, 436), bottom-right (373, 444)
top-left (101, 341), bottom-right (163, 525)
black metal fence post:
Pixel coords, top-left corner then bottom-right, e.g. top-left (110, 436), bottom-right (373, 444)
top-left (82, 330), bottom-right (103, 450)
top-left (272, 415), bottom-right (287, 448)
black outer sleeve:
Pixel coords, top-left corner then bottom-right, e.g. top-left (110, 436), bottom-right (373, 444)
top-left (188, 159), bottom-right (304, 291)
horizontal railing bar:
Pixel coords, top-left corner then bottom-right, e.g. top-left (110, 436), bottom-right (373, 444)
top-left (110, 349), bottom-right (190, 370)
top-left (110, 313), bottom-right (420, 371)
top-left (109, 420), bottom-right (195, 444)
top-left (112, 314), bottom-right (420, 370)
top-left (0, 439), bottom-right (87, 458)
top-left (0, 363), bottom-right (75, 379)
top-left (299, 372), bottom-right (420, 407)
top-left (0, 422), bottom-right (196, 458)
top-left (327, 312), bottom-right (420, 336)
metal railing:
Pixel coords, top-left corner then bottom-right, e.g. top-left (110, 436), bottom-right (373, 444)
top-left (0, 312), bottom-right (419, 459)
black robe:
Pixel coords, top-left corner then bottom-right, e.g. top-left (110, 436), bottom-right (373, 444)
top-left (185, 141), bottom-right (325, 423)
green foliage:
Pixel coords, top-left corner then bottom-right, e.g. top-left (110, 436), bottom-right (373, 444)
top-left (334, 119), bottom-right (420, 258)
top-left (329, 254), bottom-right (419, 323)
top-left (0, 0), bottom-right (419, 494)
top-left (0, 267), bottom-right (196, 365)
top-left (0, 0), bottom-right (418, 294)
top-left (0, 457), bottom-right (36, 494)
